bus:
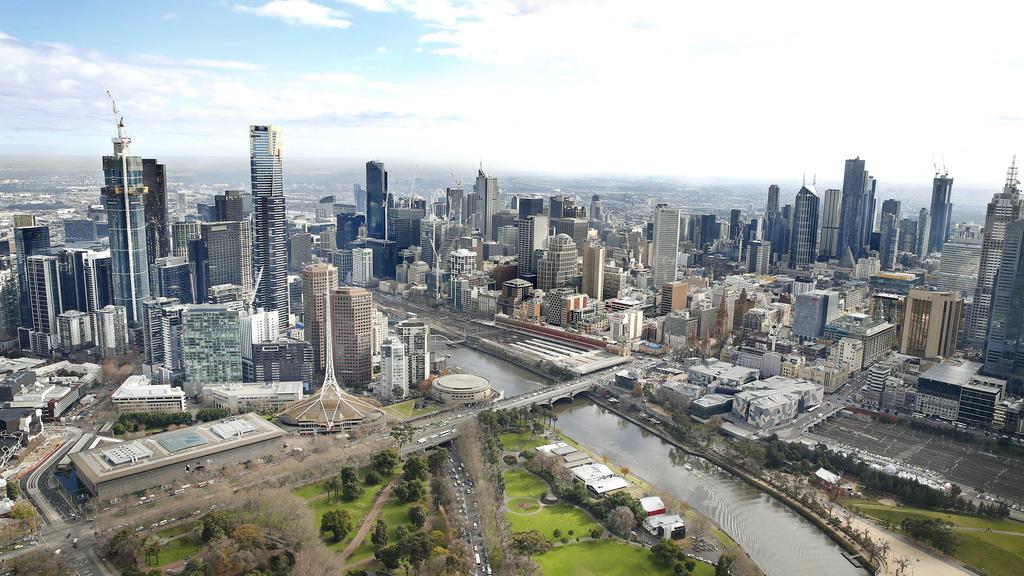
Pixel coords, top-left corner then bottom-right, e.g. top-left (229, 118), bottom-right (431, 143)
top-left (475, 553), bottom-right (481, 565)
top-left (806, 405), bottom-right (820, 414)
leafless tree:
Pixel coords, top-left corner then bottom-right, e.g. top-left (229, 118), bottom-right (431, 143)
top-left (893, 555), bottom-right (912, 576)
top-left (607, 505), bottom-right (636, 537)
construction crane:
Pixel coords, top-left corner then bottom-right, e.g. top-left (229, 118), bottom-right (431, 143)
top-left (246, 266), bottom-right (264, 314)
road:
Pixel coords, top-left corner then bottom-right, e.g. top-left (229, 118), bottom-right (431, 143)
top-left (445, 449), bottom-right (490, 575)
top-left (4, 426), bottom-right (113, 576)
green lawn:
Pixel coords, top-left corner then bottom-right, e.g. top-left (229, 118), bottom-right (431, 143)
top-left (852, 503), bottom-right (1024, 576)
top-left (147, 535), bottom-right (199, 567)
top-left (384, 399), bottom-right (439, 420)
top-left (504, 468), bottom-right (550, 498)
top-left (499, 432), bottom-right (547, 452)
top-left (294, 470), bottom-right (391, 553)
top-left (535, 539), bottom-right (714, 576)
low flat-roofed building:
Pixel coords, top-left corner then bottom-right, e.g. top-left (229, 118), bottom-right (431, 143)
top-left (643, 513), bottom-right (686, 539)
top-left (202, 381), bottom-right (304, 414)
top-left (111, 375), bottom-right (186, 414)
top-left (640, 496), bottom-right (666, 517)
top-left (915, 360), bottom-right (1006, 428)
top-left (586, 476), bottom-right (629, 496)
top-left (686, 360), bottom-right (759, 392)
top-left (691, 393), bottom-right (733, 419)
top-left (70, 412), bottom-right (285, 499)
top-left (5, 379), bottom-right (81, 421)
top-left (535, 442), bottom-right (570, 454)
top-left (571, 463), bottom-right (615, 483)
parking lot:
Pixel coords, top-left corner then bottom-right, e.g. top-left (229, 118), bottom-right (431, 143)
top-left (811, 417), bottom-right (1024, 504)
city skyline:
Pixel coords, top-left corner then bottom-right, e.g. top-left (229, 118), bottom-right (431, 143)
top-left (1, 1), bottom-right (1023, 183)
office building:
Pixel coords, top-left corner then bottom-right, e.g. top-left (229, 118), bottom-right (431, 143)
top-left (26, 255), bottom-right (62, 356)
top-left (966, 161), bottom-right (1023, 345)
top-left (983, 219), bottom-right (1024, 393)
top-left (538, 234), bottom-right (579, 290)
top-left (916, 361), bottom-right (1006, 428)
top-left (170, 221), bottom-right (201, 259)
top-left (57, 310), bottom-right (93, 354)
top-left (819, 188), bottom-right (843, 259)
top-left (659, 281), bottom-right (689, 315)
top-left (366, 161), bottom-right (389, 239)
top-left (203, 381), bottom-right (303, 414)
top-left (214, 189), bottom-right (253, 222)
top-left (246, 338), bottom-right (313, 388)
top-left (581, 241), bottom-right (605, 300)
top-left (301, 263), bottom-right (338, 372)
top-left (335, 212), bottom-right (365, 250)
top-left (838, 157), bottom-right (876, 258)
top-left (516, 214), bottom-right (548, 282)
top-left (14, 224), bottom-right (51, 328)
top-left (419, 216), bottom-right (448, 271)
top-left (869, 271), bottom-right (922, 295)
top-left (142, 158), bottom-right (169, 267)
top-left (189, 220), bottom-right (252, 302)
top-left (352, 247), bottom-right (374, 287)
top-left (94, 304), bottom-right (129, 358)
top-left (767, 184), bottom-right (780, 213)
top-left (747, 239), bottom-right (771, 274)
top-left (331, 287), bottom-right (374, 385)
top-left (288, 232), bottom-right (313, 272)
top-left (249, 125), bottom-right (288, 331)
top-left (152, 256), bottom-right (194, 304)
top-left (900, 289), bottom-right (963, 360)
top-left (395, 318), bottom-right (429, 386)
top-left (142, 297), bottom-right (183, 374)
top-left (916, 208), bottom-right (931, 260)
top-left (377, 339), bottom-right (408, 401)
top-left (928, 171), bottom-right (954, 253)
top-left (878, 212), bottom-right (899, 270)
top-left (102, 123), bottom-right (151, 329)
top-left (111, 375), bottom-right (186, 415)
top-left (64, 219), bottom-right (98, 243)
top-left (793, 290), bottom-right (840, 340)
top-left (728, 209), bottom-right (742, 241)
top-left (182, 304), bottom-right (242, 396)
top-left (789, 184), bottom-right (820, 268)
top-left (474, 167), bottom-right (499, 240)
top-left (935, 239), bottom-right (981, 296)
top-left (652, 206), bottom-right (682, 288)
top-left (824, 313), bottom-right (896, 368)
top-left (0, 257), bottom-right (20, 350)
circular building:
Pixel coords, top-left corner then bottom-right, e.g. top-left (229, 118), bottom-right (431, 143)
top-left (431, 374), bottom-right (494, 405)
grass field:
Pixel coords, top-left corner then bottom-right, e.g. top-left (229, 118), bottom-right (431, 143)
top-left (852, 503), bottom-right (1024, 576)
top-left (147, 534), bottom-right (199, 567)
top-left (295, 468), bottom-right (427, 563)
top-left (383, 399), bottom-right (439, 420)
top-left (535, 539), bottom-right (714, 576)
top-left (499, 432), bottom-right (547, 452)
top-left (503, 468), bottom-right (599, 541)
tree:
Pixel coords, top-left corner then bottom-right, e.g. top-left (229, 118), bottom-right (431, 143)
top-left (403, 454), bottom-right (427, 481)
top-left (196, 407), bottom-right (231, 422)
top-left (689, 514), bottom-right (710, 542)
top-left (231, 524), bottom-right (266, 550)
top-left (715, 554), bottom-right (734, 576)
top-left (651, 539), bottom-right (683, 565)
top-left (408, 505), bottom-right (427, 529)
top-left (371, 519), bottom-right (389, 552)
top-left (372, 448), bottom-right (400, 476)
top-left (102, 529), bottom-right (143, 568)
top-left (9, 500), bottom-right (37, 529)
top-left (6, 480), bottom-right (19, 500)
top-left (607, 505), bottom-right (636, 537)
top-left (395, 479), bottom-right (425, 503)
top-left (377, 545), bottom-right (403, 569)
top-left (201, 511), bottom-right (235, 541)
top-left (505, 555), bottom-right (542, 576)
top-left (364, 470), bottom-right (382, 485)
top-left (143, 536), bottom-right (161, 565)
top-left (511, 530), bottom-right (552, 557)
top-left (342, 476), bottom-right (364, 501)
top-left (6, 549), bottom-right (71, 576)
top-left (397, 531), bottom-right (432, 567)
top-left (427, 449), bottom-right (448, 475)
top-left (323, 477), bottom-right (340, 502)
top-left (320, 509), bottom-right (352, 542)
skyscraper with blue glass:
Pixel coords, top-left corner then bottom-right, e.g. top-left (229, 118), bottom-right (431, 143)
top-left (250, 125), bottom-right (288, 331)
top-left (102, 118), bottom-right (151, 332)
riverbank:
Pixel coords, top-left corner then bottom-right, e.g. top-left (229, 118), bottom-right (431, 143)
top-left (586, 393), bottom-right (878, 575)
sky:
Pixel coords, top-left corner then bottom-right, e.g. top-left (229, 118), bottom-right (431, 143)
top-left (1, 1), bottom-right (1022, 185)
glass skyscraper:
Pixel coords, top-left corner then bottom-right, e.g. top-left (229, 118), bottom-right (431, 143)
top-left (102, 124), bottom-right (151, 330)
top-left (249, 125), bottom-right (287, 331)
top-left (366, 160), bottom-right (389, 239)
top-left (928, 172), bottom-right (954, 253)
top-left (789, 184), bottom-right (820, 268)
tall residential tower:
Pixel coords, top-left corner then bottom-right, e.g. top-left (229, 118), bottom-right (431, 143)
top-left (249, 125), bottom-right (288, 331)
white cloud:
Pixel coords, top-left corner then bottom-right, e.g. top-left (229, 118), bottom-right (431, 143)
top-left (235, 0), bottom-right (351, 29)
top-left (0, 32), bottom-right (16, 41)
top-left (184, 58), bottom-right (263, 71)
top-left (376, 45), bottom-right (387, 54)
top-left (414, 46), bottom-right (423, 53)
top-left (162, 13), bottom-right (177, 20)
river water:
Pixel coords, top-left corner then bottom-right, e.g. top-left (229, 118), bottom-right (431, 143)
top-left (444, 344), bottom-right (865, 576)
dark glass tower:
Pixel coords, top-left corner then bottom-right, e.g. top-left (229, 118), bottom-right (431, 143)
top-left (928, 172), bottom-right (954, 253)
top-left (838, 157), bottom-right (874, 258)
top-left (249, 125), bottom-right (288, 331)
top-left (789, 184), bottom-right (820, 268)
top-left (142, 159), bottom-right (169, 264)
top-left (14, 224), bottom-right (50, 328)
top-left (984, 218), bottom-right (1024, 394)
top-left (366, 160), bottom-right (389, 239)
top-left (102, 119), bottom-right (151, 328)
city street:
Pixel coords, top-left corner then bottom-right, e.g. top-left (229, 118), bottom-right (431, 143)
top-left (445, 449), bottom-right (490, 575)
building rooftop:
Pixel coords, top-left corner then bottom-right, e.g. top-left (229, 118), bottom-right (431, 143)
top-left (112, 375), bottom-right (186, 400)
top-left (70, 413), bottom-right (283, 485)
top-left (571, 463), bottom-right (615, 482)
top-left (919, 360), bottom-right (983, 385)
top-left (586, 476), bottom-right (630, 494)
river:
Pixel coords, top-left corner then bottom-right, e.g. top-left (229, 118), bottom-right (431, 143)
top-left (443, 343), bottom-right (865, 576)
